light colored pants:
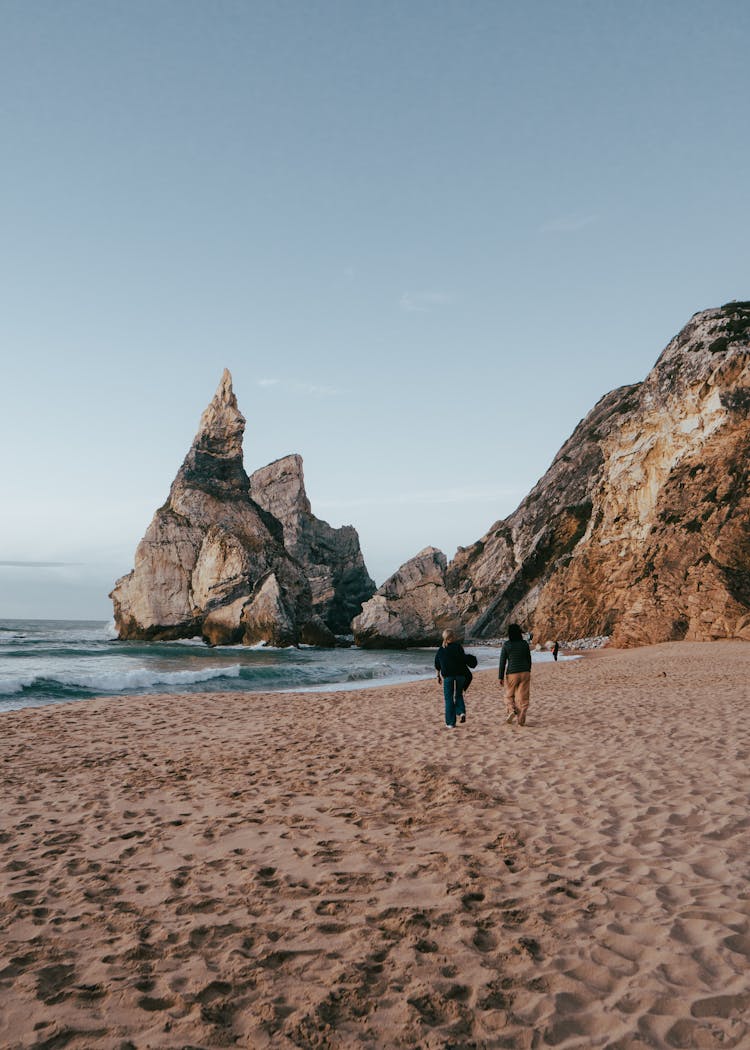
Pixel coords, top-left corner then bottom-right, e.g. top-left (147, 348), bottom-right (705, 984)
top-left (505, 671), bottom-right (531, 723)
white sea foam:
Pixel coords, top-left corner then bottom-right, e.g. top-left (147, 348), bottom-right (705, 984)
top-left (296, 668), bottom-right (434, 694)
top-left (56, 664), bottom-right (243, 692)
top-left (0, 675), bottom-right (36, 695)
top-left (0, 664), bottom-right (242, 696)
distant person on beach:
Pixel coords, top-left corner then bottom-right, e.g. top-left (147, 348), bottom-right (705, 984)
top-left (499, 624), bottom-right (532, 726)
top-left (553, 640), bottom-right (560, 661)
top-left (435, 629), bottom-right (472, 728)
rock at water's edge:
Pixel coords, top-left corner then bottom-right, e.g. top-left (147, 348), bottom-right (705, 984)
top-left (249, 454), bottom-right (376, 634)
top-left (352, 547), bottom-right (461, 648)
top-left (110, 370), bottom-right (335, 648)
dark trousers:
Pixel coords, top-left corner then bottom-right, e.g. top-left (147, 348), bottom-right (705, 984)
top-left (443, 675), bottom-right (466, 726)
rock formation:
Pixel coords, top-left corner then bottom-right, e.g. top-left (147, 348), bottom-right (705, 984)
top-left (249, 455), bottom-right (375, 634)
top-left (353, 301), bottom-right (750, 648)
top-left (111, 370), bottom-right (336, 647)
top-left (353, 547), bottom-right (461, 648)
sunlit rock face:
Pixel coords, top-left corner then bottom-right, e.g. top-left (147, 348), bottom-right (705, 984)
top-left (110, 370), bottom-right (334, 647)
top-left (355, 302), bottom-right (750, 648)
top-left (249, 455), bottom-right (376, 635)
top-left (524, 303), bottom-right (750, 646)
top-left (352, 547), bottom-right (462, 648)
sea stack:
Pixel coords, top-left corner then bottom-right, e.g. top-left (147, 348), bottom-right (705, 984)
top-left (249, 454), bottom-right (375, 635)
top-left (354, 301), bottom-right (750, 647)
top-left (110, 370), bottom-right (335, 647)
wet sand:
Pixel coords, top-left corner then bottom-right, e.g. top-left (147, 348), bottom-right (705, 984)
top-left (1, 640), bottom-right (749, 1049)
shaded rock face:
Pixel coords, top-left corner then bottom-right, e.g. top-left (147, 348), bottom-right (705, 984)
top-left (355, 302), bottom-right (750, 648)
top-left (249, 455), bottom-right (376, 634)
top-left (110, 370), bottom-right (335, 647)
top-left (353, 547), bottom-right (461, 648)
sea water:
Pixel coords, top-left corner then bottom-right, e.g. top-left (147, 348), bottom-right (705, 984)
top-left (0, 619), bottom-right (532, 714)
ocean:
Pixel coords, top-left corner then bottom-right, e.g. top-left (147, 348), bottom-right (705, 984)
top-left (0, 619), bottom-right (519, 714)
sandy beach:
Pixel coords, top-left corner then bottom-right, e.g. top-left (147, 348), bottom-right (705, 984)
top-left (1, 641), bottom-right (749, 1049)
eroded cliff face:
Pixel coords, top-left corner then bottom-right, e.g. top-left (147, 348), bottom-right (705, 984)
top-left (527, 306), bottom-right (750, 646)
top-left (110, 371), bottom-right (335, 647)
top-left (354, 302), bottom-right (750, 648)
top-left (249, 455), bottom-right (375, 634)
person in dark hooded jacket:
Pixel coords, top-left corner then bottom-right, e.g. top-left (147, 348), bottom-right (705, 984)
top-left (499, 623), bottom-right (532, 725)
top-left (435, 629), bottom-right (470, 728)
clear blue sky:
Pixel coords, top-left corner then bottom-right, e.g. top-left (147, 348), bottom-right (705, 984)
top-left (1, 1), bottom-right (748, 619)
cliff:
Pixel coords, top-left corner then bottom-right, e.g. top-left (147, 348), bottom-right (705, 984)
top-left (354, 301), bottom-right (750, 647)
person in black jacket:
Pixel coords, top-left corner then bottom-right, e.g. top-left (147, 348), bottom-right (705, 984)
top-left (434, 629), bottom-right (469, 728)
top-left (499, 623), bottom-right (532, 726)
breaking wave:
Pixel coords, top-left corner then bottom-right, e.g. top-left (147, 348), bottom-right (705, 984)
top-left (0, 664), bottom-right (242, 698)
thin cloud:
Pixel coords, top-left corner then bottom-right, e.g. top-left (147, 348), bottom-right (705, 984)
top-left (541, 213), bottom-right (598, 234)
top-left (400, 291), bottom-right (453, 313)
top-left (295, 382), bottom-right (347, 397)
top-left (257, 378), bottom-right (279, 387)
top-left (0, 560), bottom-right (83, 568)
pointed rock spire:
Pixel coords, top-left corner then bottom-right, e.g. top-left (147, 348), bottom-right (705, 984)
top-left (174, 369), bottom-right (249, 500)
top-left (111, 370), bottom-right (334, 647)
top-left (192, 368), bottom-right (246, 459)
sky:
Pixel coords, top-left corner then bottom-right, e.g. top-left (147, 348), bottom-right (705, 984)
top-left (1, 0), bottom-right (749, 620)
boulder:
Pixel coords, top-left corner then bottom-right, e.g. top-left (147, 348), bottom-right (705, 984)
top-left (352, 547), bottom-right (461, 648)
top-left (240, 572), bottom-right (298, 648)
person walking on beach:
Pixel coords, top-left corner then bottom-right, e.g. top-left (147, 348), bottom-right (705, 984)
top-left (499, 623), bottom-right (532, 726)
top-left (435, 629), bottom-right (470, 728)
top-left (552, 640), bottom-right (560, 661)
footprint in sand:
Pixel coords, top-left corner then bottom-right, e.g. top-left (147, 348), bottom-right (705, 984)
top-left (35, 963), bottom-right (76, 1005)
top-left (724, 933), bottom-right (750, 957)
top-left (406, 992), bottom-right (446, 1026)
top-left (0, 953), bottom-right (37, 980)
top-left (313, 842), bottom-right (344, 862)
top-left (138, 994), bottom-right (174, 1011)
top-left (460, 890), bottom-right (485, 911)
top-left (472, 927), bottom-right (498, 953)
top-left (665, 1017), bottom-right (747, 1048)
top-left (317, 922), bottom-right (348, 935)
top-left (516, 936), bottom-right (542, 960)
top-left (691, 992), bottom-right (750, 1018)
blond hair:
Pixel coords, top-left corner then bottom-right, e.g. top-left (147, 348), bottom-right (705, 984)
top-left (442, 628), bottom-right (456, 646)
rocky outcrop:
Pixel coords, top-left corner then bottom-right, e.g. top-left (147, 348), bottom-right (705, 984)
top-left (354, 301), bottom-right (750, 647)
top-left (353, 547), bottom-right (461, 648)
top-left (110, 370), bottom-right (335, 647)
top-left (249, 455), bottom-right (375, 634)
